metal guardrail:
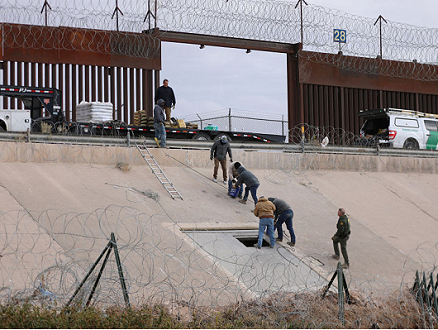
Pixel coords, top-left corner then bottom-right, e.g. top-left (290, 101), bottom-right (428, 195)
top-left (1, 131), bottom-right (438, 158)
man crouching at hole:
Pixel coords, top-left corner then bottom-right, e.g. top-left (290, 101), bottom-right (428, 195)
top-left (253, 196), bottom-right (276, 249)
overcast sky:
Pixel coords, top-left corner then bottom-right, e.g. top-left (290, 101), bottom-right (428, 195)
top-left (159, 0), bottom-right (438, 121)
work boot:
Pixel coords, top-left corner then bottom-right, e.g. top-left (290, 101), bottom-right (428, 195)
top-left (287, 242), bottom-right (295, 247)
top-left (154, 137), bottom-right (160, 147)
top-left (332, 254), bottom-right (340, 260)
top-left (238, 199), bottom-right (247, 204)
top-left (212, 178), bottom-right (217, 183)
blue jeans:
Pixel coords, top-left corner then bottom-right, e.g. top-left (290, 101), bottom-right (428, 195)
top-left (243, 184), bottom-right (259, 205)
top-left (153, 122), bottom-right (166, 147)
top-left (274, 209), bottom-right (295, 243)
top-left (258, 217), bottom-right (275, 248)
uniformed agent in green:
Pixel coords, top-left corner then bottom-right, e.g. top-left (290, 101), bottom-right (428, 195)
top-left (331, 208), bottom-right (351, 268)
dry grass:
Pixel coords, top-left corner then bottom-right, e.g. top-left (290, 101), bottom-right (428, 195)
top-left (0, 289), bottom-right (433, 328)
top-left (183, 289), bottom-right (430, 329)
top-left (40, 122), bottom-right (53, 134)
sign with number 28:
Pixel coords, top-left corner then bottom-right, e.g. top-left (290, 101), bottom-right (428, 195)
top-left (333, 29), bottom-right (346, 43)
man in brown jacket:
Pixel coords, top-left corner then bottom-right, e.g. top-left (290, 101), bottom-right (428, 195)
top-left (253, 196), bottom-right (276, 249)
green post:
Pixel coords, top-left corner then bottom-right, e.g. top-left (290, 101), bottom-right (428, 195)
top-left (418, 273), bottom-right (426, 329)
top-left (337, 262), bottom-right (345, 326)
top-left (430, 273), bottom-right (438, 319)
top-left (86, 244), bottom-right (113, 307)
top-left (111, 232), bottom-right (131, 308)
top-left (423, 272), bottom-right (433, 328)
top-left (66, 240), bottom-right (112, 307)
top-left (413, 271), bottom-right (420, 301)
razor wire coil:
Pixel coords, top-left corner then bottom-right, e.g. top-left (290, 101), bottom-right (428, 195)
top-left (1, 0), bottom-right (438, 80)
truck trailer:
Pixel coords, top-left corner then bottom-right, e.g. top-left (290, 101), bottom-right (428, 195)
top-left (0, 84), bottom-right (285, 143)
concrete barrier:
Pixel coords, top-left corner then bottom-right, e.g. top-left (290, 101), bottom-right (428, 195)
top-left (0, 141), bottom-right (437, 173)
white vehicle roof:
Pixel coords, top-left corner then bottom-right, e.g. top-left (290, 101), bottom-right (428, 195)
top-left (359, 108), bottom-right (438, 120)
top-left (386, 108), bottom-right (438, 119)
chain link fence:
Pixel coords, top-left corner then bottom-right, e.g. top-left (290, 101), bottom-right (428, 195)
top-left (182, 108), bottom-right (287, 136)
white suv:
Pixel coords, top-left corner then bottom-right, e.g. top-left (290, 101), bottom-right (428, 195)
top-left (358, 108), bottom-right (438, 150)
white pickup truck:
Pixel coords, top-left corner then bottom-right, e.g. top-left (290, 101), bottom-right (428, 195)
top-left (0, 109), bottom-right (31, 132)
top-left (358, 108), bottom-right (438, 150)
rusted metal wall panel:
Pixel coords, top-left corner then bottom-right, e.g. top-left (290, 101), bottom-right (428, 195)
top-left (297, 51), bottom-right (438, 134)
top-left (116, 67), bottom-right (122, 121)
top-left (136, 69), bottom-right (141, 112)
top-left (71, 65), bottom-right (76, 121)
top-left (123, 67), bottom-right (128, 122)
top-left (0, 61), bottom-right (154, 124)
top-left (298, 84), bottom-right (438, 135)
top-left (104, 67), bottom-right (109, 103)
top-left (0, 24), bottom-right (161, 70)
top-left (64, 64), bottom-right (70, 121)
top-left (130, 68), bottom-right (135, 124)
top-left (299, 51), bottom-right (438, 95)
top-left (84, 65), bottom-right (90, 104)
top-left (91, 66), bottom-right (96, 102)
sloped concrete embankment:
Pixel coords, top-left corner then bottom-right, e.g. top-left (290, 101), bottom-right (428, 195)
top-left (0, 140), bottom-right (436, 306)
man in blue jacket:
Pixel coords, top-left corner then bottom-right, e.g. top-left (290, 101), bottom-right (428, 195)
top-left (234, 164), bottom-right (259, 206)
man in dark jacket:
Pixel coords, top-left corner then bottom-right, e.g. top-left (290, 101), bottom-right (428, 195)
top-left (154, 79), bottom-right (176, 122)
top-left (234, 165), bottom-right (259, 206)
top-left (268, 197), bottom-right (295, 246)
top-left (153, 99), bottom-right (166, 148)
top-left (331, 208), bottom-right (351, 268)
top-left (210, 136), bottom-right (232, 184)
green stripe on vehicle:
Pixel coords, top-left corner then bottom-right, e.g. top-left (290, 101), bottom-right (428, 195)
top-left (426, 131), bottom-right (438, 150)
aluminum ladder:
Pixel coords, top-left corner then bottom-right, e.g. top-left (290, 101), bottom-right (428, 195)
top-left (136, 142), bottom-right (183, 200)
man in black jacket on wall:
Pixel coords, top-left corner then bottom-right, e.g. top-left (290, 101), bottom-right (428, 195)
top-left (154, 79), bottom-right (176, 122)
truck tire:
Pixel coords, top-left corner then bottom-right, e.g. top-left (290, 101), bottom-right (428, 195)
top-left (403, 138), bottom-right (419, 150)
top-left (213, 133), bottom-right (232, 142)
top-left (192, 132), bottom-right (211, 140)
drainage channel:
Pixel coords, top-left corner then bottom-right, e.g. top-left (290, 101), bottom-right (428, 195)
top-left (183, 229), bottom-right (329, 296)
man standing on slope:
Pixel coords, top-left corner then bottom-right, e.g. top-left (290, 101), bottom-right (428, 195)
top-left (331, 208), bottom-right (351, 269)
top-left (210, 136), bottom-right (232, 184)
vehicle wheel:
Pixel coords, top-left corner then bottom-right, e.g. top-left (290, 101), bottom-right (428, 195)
top-left (192, 132), bottom-right (211, 140)
top-left (403, 139), bottom-right (419, 150)
top-left (213, 133), bottom-right (232, 142)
